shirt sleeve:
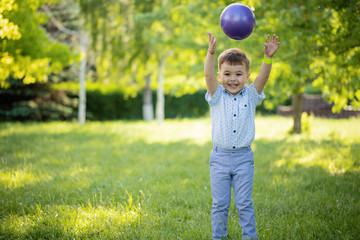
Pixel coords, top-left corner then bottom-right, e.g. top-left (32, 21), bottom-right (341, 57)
top-left (205, 84), bottom-right (222, 107)
top-left (249, 82), bottom-right (265, 106)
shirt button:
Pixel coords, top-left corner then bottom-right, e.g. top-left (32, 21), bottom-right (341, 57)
top-left (234, 98), bottom-right (236, 101)
top-left (233, 146), bottom-right (236, 149)
top-left (245, 104), bottom-right (247, 107)
top-left (234, 114), bottom-right (236, 117)
top-left (233, 130), bottom-right (236, 133)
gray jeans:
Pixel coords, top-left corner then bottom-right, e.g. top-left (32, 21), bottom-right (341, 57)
top-left (209, 146), bottom-right (258, 240)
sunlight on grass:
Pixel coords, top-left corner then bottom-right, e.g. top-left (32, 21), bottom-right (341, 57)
top-left (301, 146), bottom-right (356, 174)
top-left (2, 198), bottom-right (142, 238)
top-left (0, 168), bottom-right (51, 189)
top-left (0, 122), bottom-right (78, 137)
top-left (255, 116), bottom-right (292, 140)
top-left (104, 119), bottom-right (212, 145)
top-left (274, 158), bottom-right (287, 168)
top-left (2, 119), bottom-right (213, 146)
top-left (256, 116), bottom-right (360, 175)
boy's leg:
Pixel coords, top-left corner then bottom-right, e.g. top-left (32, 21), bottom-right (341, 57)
top-left (232, 149), bottom-right (257, 239)
top-left (210, 150), bottom-right (232, 240)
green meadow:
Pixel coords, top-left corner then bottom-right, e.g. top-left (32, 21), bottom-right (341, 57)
top-left (1, 116), bottom-right (359, 239)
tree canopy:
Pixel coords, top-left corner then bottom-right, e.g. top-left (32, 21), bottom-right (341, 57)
top-left (255, 0), bottom-right (360, 113)
top-left (0, 0), bottom-right (75, 88)
top-left (1, 0), bottom-right (359, 126)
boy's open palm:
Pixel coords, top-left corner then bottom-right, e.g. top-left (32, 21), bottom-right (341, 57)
top-left (264, 34), bottom-right (280, 58)
top-left (205, 32), bottom-right (218, 96)
top-left (208, 32), bottom-right (217, 54)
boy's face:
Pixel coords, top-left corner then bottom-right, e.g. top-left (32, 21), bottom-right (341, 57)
top-left (218, 62), bottom-right (250, 96)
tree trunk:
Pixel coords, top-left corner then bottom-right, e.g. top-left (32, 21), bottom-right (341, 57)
top-left (78, 30), bottom-right (89, 125)
top-left (292, 93), bottom-right (303, 133)
top-left (156, 55), bottom-right (166, 125)
top-left (143, 73), bottom-right (154, 121)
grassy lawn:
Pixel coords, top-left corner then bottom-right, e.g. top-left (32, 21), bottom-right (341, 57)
top-left (1, 116), bottom-right (359, 239)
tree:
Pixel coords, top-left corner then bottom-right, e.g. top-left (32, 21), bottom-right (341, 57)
top-left (253, 1), bottom-right (319, 133)
top-left (44, 0), bottom-right (249, 124)
top-left (43, 0), bottom-right (149, 124)
top-left (255, 0), bottom-right (360, 133)
top-left (0, 0), bottom-right (74, 88)
top-left (8, 0), bottom-right (357, 129)
top-left (40, 2), bottom-right (89, 125)
top-left (134, 0), bottom-right (234, 124)
top-left (313, 0), bottom-right (360, 113)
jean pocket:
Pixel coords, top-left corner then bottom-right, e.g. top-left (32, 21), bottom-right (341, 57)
top-left (209, 149), bottom-right (219, 167)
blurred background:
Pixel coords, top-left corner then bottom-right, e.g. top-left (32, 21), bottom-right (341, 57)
top-left (1, 0), bottom-right (359, 132)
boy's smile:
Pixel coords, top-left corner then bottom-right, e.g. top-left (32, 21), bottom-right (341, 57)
top-left (218, 62), bottom-right (250, 96)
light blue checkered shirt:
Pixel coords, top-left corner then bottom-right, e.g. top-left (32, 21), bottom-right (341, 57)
top-left (205, 82), bottom-right (265, 150)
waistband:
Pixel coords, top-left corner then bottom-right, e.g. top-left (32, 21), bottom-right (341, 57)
top-left (213, 145), bottom-right (251, 153)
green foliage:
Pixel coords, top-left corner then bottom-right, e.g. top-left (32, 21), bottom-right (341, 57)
top-left (253, 1), bottom-right (320, 107)
top-left (52, 0), bottom-right (360, 112)
top-left (85, 88), bottom-right (143, 121)
top-left (1, 79), bottom-right (209, 121)
top-left (84, 87), bottom-right (209, 120)
top-left (300, 112), bottom-right (313, 132)
top-left (0, 0), bottom-right (76, 87)
top-left (288, 112), bottom-right (314, 134)
top-left (312, 0), bottom-right (360, 112)
top-left (254, 0), bottom-right (360, 113)
top-left (0, 78), bottom-right (77, 121)
top-left (1, 117), bottom-right (359, 239)
top-left (2, 0), bottom-right (359, 123)
top-left (76, 0), bottom-right (261, 96)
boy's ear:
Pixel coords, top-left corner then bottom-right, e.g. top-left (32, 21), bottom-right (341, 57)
top-left (246, 73), bottom-right (250, 83)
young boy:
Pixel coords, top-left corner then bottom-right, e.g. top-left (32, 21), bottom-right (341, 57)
top-left (204, 32), bottom-right (280, 240)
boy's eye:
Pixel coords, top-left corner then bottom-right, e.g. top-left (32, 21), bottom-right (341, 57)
top-left (237, 74), bottom-right (242, 76)
top-left (225, 73), bottom-right (230, 76)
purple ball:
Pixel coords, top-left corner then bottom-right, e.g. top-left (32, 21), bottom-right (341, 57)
top-left (220, 3), bottom-right (256, 40)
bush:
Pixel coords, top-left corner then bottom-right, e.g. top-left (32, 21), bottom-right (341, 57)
top-left (86, 89), bottom-right (209, 120)
top-left (164, 91), bottom-right (208, 118)
top-left (0, 78), bottom-right (77, 121)
top-left (86, 89), bottom-right (143, 120)
top-left (1, 79), bottom-right (210, 121)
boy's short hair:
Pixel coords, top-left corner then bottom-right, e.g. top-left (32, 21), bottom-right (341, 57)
top-left (218, 48), bottom-right (250, 72)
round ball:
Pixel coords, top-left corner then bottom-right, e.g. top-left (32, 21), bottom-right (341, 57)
top-left (220, 3), bottom-right (256, 40)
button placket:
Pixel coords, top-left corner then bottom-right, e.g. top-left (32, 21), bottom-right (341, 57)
top-left (231, 94), bottom-right (238, 148)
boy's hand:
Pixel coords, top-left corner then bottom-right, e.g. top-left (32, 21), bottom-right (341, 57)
top-left (264, 34), bottom-right (280, 58)
top-left (208, 32), bottom-right (217, 55)
top-left (205, 32), bottom-right (218, 96)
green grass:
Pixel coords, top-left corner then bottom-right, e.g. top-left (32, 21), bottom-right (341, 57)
top-left (0, 116), bottom-right (359, 239)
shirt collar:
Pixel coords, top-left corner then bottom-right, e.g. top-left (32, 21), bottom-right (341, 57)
top-left (223, 86), bottom-right (247, 96)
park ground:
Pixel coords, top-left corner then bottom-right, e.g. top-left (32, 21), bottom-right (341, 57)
top-left (0, 116), bottom-right (359, 239)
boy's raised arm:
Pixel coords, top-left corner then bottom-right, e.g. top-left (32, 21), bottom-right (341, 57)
top-left (204, 32), bottom-right (219, 97)
top-left (254, 34), bottom-right (280, 94)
